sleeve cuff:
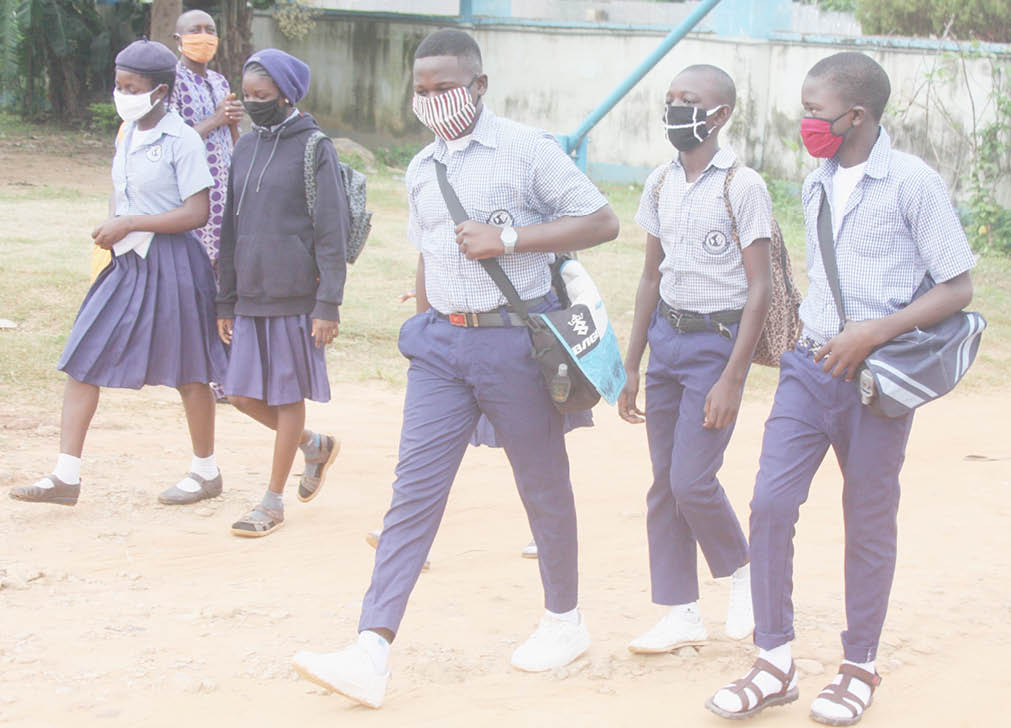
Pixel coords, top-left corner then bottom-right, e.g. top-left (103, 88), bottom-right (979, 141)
top-left (311, 302), bottom-right (340, 322)
top-left (216, 301), bottom-right (235, 318)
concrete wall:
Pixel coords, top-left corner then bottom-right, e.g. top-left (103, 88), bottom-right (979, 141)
top-left (253, 12), bottom-right (1009, 203)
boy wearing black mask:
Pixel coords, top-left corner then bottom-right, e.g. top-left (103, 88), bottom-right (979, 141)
top-left (619, 65), bottom-right (772, 654)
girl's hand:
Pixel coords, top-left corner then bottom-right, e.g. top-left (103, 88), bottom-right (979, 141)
top-left (217, 318), bottom-right (234, 345)
top-left (91, 216), bottom-right (133, 249)
top-left (312, 318), bottom-right (339, 348)
top-left (398, 290), bottom-right (417, 303)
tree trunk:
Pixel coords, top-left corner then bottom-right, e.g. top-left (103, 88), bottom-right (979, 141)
top-left (149, 0), bottom-right (182, 51)
top-left (215, 0), bottom-right (254, 89)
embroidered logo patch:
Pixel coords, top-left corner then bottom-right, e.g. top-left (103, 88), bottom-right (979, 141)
top-left (488, 209), bottom-right (514, 227)
top-left (703, 230), bottom-right (729, 255)
top-left (146, 145), bottom-right (163, 162)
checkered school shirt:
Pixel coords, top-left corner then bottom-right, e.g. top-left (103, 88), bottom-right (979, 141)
top-left (799, 126), bottom-right (977, 344)
top-left (635, 147), bottom-right (772, 313)
top-left (406, 107), bottom-right (609, 314)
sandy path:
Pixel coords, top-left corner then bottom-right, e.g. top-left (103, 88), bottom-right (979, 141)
top-left (1, 380), bottom-right (1008, 727)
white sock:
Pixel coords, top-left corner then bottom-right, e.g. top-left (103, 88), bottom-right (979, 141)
top-left (47, 453), bottom-right (81, 487)
top-left (358, 630), bottom-right (390, 674)
top-left (712, 643), bottom-right (794, 713)
top-left (670, 601), bottom-right (702, 622)
top-left (176, 454), bottom-right (219, 493)
top-left (548, 606), bottom-right (580, 625)
top-left (811, 659), bottom-right (875, 721)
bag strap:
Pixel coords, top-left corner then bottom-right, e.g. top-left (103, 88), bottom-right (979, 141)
top-left (303, 130), bottom-right (327, 225)
top-left (721, 162), bottom-right (741, 249)
top-left (433, 159), bottom-right (533, 320)
top-left (815, 184), bottom-right (847, 332)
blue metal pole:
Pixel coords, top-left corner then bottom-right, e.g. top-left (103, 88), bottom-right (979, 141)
top-left (565, 0), bottom-right (724, 155)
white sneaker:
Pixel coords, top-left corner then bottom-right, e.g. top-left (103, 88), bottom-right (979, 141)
top-left (510, 612), bottom-right (590, 672)
top-left (725, 565), bottom-right (755, 640)
top-left (628, 607), bottom-right (708, 654)
top-left (521, 539), bottom-right (538, 559)
top-left (293, 643), bottom-right (389, 709)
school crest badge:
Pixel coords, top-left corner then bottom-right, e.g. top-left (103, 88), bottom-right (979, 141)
top-left (487, 209), bottom-right (514, 227)
top-left (146, 145), bottom-right (163, 162)
top-left (703, 229), bottom-right (729, 255)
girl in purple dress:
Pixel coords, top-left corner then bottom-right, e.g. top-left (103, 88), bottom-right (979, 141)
top-left (217, 50), bottom-right (349, 537)
top-left (11, 40), bottom-right (227, 508)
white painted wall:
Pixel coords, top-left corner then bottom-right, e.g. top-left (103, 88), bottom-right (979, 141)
top-left (254, 13), bottom-right (1006, 203)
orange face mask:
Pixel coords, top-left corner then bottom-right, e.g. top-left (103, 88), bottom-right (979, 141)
top-left (179, 33), bottom-right (219, 64)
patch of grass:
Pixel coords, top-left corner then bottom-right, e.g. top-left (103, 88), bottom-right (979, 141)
top-left (375, 142), bottom-right (426, 169)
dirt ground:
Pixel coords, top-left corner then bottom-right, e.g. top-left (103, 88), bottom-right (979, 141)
top-left (1, 382), bottom-right (1009, 727)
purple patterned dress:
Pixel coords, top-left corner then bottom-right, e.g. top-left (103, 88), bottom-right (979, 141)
top-left (169, 60), bottom-right (233, 268)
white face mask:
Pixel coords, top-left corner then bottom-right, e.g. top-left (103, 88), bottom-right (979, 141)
top-left (113, 87), bottom-right (162, 122)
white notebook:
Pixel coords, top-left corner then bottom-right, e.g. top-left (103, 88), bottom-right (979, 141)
top-left (112, 230), bottom-right (155, 259)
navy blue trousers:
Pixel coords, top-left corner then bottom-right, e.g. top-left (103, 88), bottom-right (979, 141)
top-left (644, 311), bottom-right (749, 605)
top-left (359, 308), bottom-right (578, 635)
top-left (750, 347), bottom-right (914, 662)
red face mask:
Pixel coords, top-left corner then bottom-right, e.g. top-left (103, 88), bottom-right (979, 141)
top-left (800, 110), bottom-right (851, 158)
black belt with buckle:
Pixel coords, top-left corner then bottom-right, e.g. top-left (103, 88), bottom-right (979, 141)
top-left (438, 295), bottom-right (548, 328)
top-left (659, 300), bottom-right (742, 339)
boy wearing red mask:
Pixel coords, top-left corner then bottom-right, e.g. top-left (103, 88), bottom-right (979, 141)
top-left (291, 28), bottom-right (619, 709)
top-left (619, 65), bottom-right (771, 654)
top-left (707, 52), bottom-right (975, 725)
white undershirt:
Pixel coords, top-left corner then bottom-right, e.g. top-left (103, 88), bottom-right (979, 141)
top-left (444, 133), bottom-right (473, 154)
top-left (129, 126), bottom-right (160, 153)
top-left (832, 162), bottom-right (866, 237)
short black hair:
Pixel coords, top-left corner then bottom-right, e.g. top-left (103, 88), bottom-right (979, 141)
top-left (243, 61), bottom-right (271, 79)
top-left (807, 52), bottom-right (891, 120)
top-left (679, 64), bottom-right (736, 109)
top-left (414, 28), bottom-right (482, 76)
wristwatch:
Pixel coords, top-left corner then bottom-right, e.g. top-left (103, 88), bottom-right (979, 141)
top-left (499, 225), bottom-right (518, 255)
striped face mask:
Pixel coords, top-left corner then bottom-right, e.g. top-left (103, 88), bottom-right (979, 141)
top-left (412, 84), bottom-right (477, 141)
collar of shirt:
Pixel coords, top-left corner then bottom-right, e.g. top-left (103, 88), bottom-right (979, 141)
top-left (669, 145), bottom-right (738, 177)
top-left (418, 106), bottom-right (498, 161)
top-left (125, 111), bottom-right (187, 148)
top-left (808, 126), bottom-right (892, 188)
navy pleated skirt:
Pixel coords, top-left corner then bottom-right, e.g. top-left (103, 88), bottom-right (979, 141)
top-left (223, 313), bottom-right (331, 406)
top-left (58, 232), bottom-right (227, 389)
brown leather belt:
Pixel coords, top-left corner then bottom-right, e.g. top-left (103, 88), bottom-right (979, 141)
top-left (659, 300), bottom-right (742, 339)
top-left (438, 295), bottom-right (548, 328)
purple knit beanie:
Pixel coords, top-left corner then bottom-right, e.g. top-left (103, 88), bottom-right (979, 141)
top-left (244, 48), bottom-right (311, 104)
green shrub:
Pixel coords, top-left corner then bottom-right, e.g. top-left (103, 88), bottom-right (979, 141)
top-left (87, 102), bottom-right (119, 134)
top-left (856, 0), bottom-right (1010, 43)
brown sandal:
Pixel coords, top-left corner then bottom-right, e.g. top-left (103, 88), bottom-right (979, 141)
top-left (706, 658), bottom-right (799, 719)
top-left (810, 664), bottom-right (881, 726)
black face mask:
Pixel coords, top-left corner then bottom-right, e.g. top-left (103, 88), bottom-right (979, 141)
top-left (663, 104), bottom-right (724, 151)
top-left (243, 97), bottom-right (287, 128)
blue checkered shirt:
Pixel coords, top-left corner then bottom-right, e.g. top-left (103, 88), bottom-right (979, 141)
top-left (799, 127), bottom-right (977, 344)
top-left (635, 146), bottom-right (772, 313)
top-left (406, 107), bottom-right (609, 314)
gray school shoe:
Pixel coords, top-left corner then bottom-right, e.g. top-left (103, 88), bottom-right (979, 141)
top-left (10, 474), bottom-right (80, 506)
top-left (157, 472), bottom-right (223, 505)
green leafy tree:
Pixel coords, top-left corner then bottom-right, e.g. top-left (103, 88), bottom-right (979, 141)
top-left (856, 0), bottom-right (1010, 43)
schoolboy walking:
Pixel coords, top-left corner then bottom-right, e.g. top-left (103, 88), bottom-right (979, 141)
top-left (292, 28), bottom-right (619, 708)
top-left (619, 65), bottom-right (771, 652)
top-left (707, 52), bottom-right (975, 725)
